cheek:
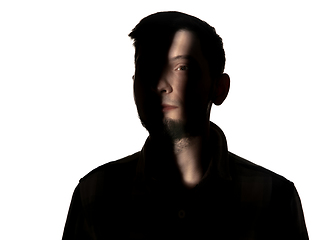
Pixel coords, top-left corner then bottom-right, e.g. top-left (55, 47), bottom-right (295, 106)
top-left (133, 79), bottom-right (151, 112)
top-left (133, 79), bottom-right (162, 119)
top-left (174, 78), bottom-right (188, 102)
top-left (183, 78), bottom-right (212, 114)
top-left (133, 80), bottom-right (144, 104)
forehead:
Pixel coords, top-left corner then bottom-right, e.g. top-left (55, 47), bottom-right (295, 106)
top-left (135, 30), bottom-right (206, 66)
top-left (168, 30), bottom-right (205, 62)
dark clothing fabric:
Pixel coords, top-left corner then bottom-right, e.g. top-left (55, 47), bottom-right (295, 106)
top-left (62, 123), bottom-right (308, 239)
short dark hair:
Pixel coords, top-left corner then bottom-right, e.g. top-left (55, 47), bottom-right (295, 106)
top-left (129, 11), bottom-right (226, 78)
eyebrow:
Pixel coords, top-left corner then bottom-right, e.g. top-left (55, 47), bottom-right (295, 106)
top-left (170, 55), bottom-right (195, 61)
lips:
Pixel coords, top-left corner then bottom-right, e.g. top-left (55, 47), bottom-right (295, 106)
top-left (162, 104), bottom-right (178, 112)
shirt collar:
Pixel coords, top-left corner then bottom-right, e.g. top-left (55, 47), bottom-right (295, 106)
top-left (134, 121), bottom-right (232, 185)
top-left (208, 121), bottom-right (232, 181)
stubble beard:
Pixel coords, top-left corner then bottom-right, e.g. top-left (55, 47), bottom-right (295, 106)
top-left (161, 118), bottom-right (188, 141)
top-left (140, 115), bottom-right (206, 143)
top-left (140, 116), bottom-right (189, 141)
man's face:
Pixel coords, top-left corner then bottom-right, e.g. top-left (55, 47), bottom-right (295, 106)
top-left (133, 30), bottom-right (213, 139)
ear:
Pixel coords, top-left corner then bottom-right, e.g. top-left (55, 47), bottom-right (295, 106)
top-left (212, 73), bottom-right (230, 106)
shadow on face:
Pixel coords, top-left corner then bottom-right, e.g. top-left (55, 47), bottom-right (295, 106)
top-left (133, 30), bottom-right (226, 140)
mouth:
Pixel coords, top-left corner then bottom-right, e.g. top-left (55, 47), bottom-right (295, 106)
top-left (162, 104), bottom-right (178, 112)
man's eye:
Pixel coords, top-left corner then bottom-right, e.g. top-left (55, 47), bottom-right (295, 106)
top-left (176, 65), bottom-right (189, 71)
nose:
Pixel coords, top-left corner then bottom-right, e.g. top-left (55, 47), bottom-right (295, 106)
top-left (156, 76), bottom-right (172, 94)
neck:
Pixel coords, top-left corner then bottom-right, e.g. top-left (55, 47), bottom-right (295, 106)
top-left (149, 121), bottom-right (211, 189)
top-left (173, 135), bottom-right (208, 188)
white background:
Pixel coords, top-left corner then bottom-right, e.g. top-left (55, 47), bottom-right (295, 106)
top-left (1, 1), bottom-right (325, 239)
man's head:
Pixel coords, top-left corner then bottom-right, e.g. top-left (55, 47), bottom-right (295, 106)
top-left (129, 11), bottom-right (226, 79)
top-left (129, 11), bottom-right (230, 140)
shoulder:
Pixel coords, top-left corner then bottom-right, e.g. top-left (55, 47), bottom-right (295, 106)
top-left (229, 152), bottom-right (294, 193)
top-left (81, 151), bottom-right (140, 182)
top-left (77, 152), bottom-right (140, 202)
top-left (230, 152), bottom-right (291, 181)
top-left (228, 152), bottom-right (308, 239)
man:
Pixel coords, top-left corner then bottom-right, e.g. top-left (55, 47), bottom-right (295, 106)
top-left (62, 11), bottom-right (308, 239)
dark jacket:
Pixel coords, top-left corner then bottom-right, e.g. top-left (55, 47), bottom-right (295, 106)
top-left (63, 123), bottom-right (308, 239)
